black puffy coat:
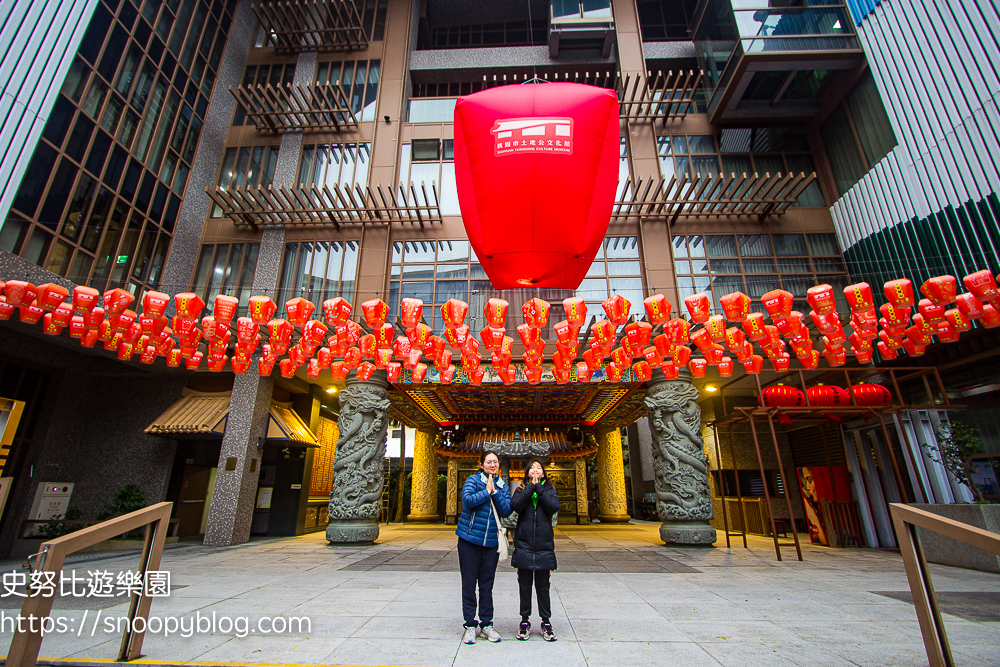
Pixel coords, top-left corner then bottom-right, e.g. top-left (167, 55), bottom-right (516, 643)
top-left (510, 480), bottom-right (560, 571)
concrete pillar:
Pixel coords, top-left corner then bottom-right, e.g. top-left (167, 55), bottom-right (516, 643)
top-left (407, 429), bottom-right (439, 522)
top-left (326, 372), bottom-right (392, 543)
top-left (574, 457), bottom-right (590, 525)
top-left (445, 458), bottom-right (459, 525)
top-left (596, 429), bottom-right (630, 523)
top-left (644, 369), bottom-right (717, 545)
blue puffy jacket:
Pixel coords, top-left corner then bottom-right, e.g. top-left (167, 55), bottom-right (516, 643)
top-left (456, 472), bottom-right (512, 548)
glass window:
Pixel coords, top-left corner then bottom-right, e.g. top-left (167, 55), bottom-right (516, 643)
top-left (604, 236), bottom-right (640, 259)
top-left (436, 240), bottom-right (469, 262)
top-left (706, 235), bottom-right (737, 257)
top-left (773, 234), bottom-right (807, 256)
top-left (738, 234), bottom-right (772, 257)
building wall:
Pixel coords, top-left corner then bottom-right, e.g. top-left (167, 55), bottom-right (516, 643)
top-left (0, 0), bottom-right (100, 225)
top-left (831, 0), bottom-right (1000, 286)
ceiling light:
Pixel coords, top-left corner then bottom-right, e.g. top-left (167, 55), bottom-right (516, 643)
top-left (704, 385), bottom-right (718, 393)
top-left (326, 387), bottom-right (337, 394)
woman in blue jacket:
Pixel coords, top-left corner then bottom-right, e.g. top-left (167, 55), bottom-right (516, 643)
top-left (456, 450), bottom-right (512, 644)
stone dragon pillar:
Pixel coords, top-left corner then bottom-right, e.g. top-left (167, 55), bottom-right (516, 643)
top-left (326, 373), bottom-right (392, 544)
top-left (644, 370), bottom-right (716, 545)
top-left (574, 457), bottom-right (590, 524)
top-left (445, 458), bottom-right (459, 524)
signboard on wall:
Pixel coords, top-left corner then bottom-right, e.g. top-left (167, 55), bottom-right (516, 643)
top-left (797, 466), bottom-right (851, 545)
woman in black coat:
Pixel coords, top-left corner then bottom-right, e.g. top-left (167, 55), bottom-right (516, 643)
top-left (510, 458), bottom-right (561, 641)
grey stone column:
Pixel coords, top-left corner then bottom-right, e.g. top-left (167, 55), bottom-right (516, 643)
top-left (326, 371), bottom-right (392, 544)
top-left (644, 369), bottom-right (717, 546)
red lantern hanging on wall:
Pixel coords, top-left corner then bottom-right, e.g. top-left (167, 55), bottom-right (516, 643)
top-left (454, 83), bottom-right (619, 289)
top-left (851, 383), bottom-right (892, 407)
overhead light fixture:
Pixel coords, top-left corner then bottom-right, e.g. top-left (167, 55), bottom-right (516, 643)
top-left (704, 385), bottom-right (718, 393)
top-left (326, 387), bottom-right (337, 394)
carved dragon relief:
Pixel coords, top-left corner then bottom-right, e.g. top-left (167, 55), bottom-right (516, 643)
top-left (328, 383), bottom-right (391, 521)
top-left (644, 381), bottom-right (714, 523)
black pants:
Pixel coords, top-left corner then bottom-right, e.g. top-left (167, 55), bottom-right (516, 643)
top-left (517, 568), bottom-right (551, 622)
top-left (457, 538), bottom-right (499, 628)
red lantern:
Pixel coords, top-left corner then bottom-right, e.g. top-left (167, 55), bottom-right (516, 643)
top-left (854, 348), bottom-right (874, 364)
top-left (174, 293), bottom-right (205, 321)
top-left (775, 312), bottom-right (804, 338)
top-left (389, 298), bottom-right (418, 330)
top-left (620, 335), bottom-right (640, 359)
top-left (404, 348), bottom-right (422, 369)
top-left (361, 299), bottom-right (389, 327)
top-left (716, 357), bottom-right (734, 377)
top-left (463, 337), bottom-right (481, 358)
top-left (690, 328), bottom-right (713, 353)
top-left (576, 362), bottom-right (593, 383)
top-left (322, 297), bottom-right (353, 326)
top-left (771, 354), bottom-right (790, 372)
top-left (185, 351), bottom-right (203, 370)
top-left (719, 291), bottom-right (751, 322)
top-left (806, 284), bottom-right (837, 315)
top-left (499, 365), bottom-right (516, 385)
top-left (902, 339), bottom-right (926, 357)
top-left (582, 348), bottom-right (604, 371)
top-left (844, 282), bottom-right (875, 314)
top-left (665, 318), bottom-right (690, 344)
top-left (479, 326), bottom-right (505, 352)
top-left (408, 322), bottom-right (433, 349)
top-left (454, 83), bottom-right (619, 289)
top-left (492, 350), bottom-right (512, 369)
top-left (633, 360), bottom-right (653, 381)
top-left (441, 299), bottom-right (470, 329)
top-left (590, 318), bottom-right (616, 346)
top-left (374, 347), bottom-right (393, 369)
top-left (683, 293), bottom-right (711, 323)
top-left (373, 322), bottom-right (394, 349)
top-left (810, 310), bottom-right (841, 335)
top-left (611, 347), bottom-right (631, 368)
top-left (643, 294), bottom-right (671, 325)
top-left (69, 316), bottom-right (86, 338)
top-left (625, 321), bottom-right (652, 349)
top-left (823, 347), bottom-right (847, 367)
top-left (140, 315), bottom-right (167, 336)
top-left (563, 297), bottom-right (588, 328)
top-left (330, 361), bottom-right (349, 380)
top-left (937, 322), bottom-right (960, 342)
top-left (237, 317), bottom-right (258, 343)
top-left (762, 384), bottom-right (806, 407)
top-left (688, 358), bottom-right (707, 378)
top-left (2, 282), bottom-right (36, 309)
top-left (409, 362), bottom-right (427, 383)
top-left (963, 270), bottom-right (998, 302)
top-left (462, 351), bottom-right (481, 371)
top-left (879, 302), bottom-right (911, 326)
top-left (553, 320), bottom-right (577, 344)
top-left (945, 308), bottom-right (971, 332)
top-left (102, 287), bottom-right (134, 315)
top-left (445, 323), bottom-right (470, 350)
top-left (500, 336), bottom-right (514, 357)
top-left (552, 349), bottom-right (572, 371)
top-left (734, 341), bottom-right (754, 363)
top-left (602, 294), bottom-right (631, 326)
top-left (761, 289), bottom-right (794, 320)
top-left (71, 286), bottom-right (100, 314)
top-left (484, 298), bottom-right (508, 329)
top-left (41, 313), bottom-right (62, 335)
top-left (525, 367), bottom-right (542, 385)
top-left (282, 298), bottom-right (313, 327)
top-left (359, 334), bottom-right (377, 359)
top-left (658, 363), bottom-right (678, 380)
top-left (918, 298), bottom-right (946, 324)
top-left (304, 320), bottom-right (329, 347)
top-left (884, 278), bottom-right (915, 308)
top-left (232, 359), bottom-right (250, 375)
top-left (724, 327), bottom-right (746, 352)
top-left (921, 275), bottom-right (958, 306)
top-left (517, 323), bottom-right (542, 349)
top-left (742, 355), bottom-right (764, 374)
top-left (652, 333), bottom-right (673, 358)
top-left (876, 341), bottom-right (898, 359)
top-left (248, 295), bottom-right (277, 325)
top-left (982, 303), bottom-right (1000, 328)
top-left (852, 383), bottom-right (892, 406)
top-left (799, 349), bottom-right (820, 370)
top-left (879, 330), bottom-right (904, 349)
top-left (268, 318), bottom-right (293, 346)
top-left (642, 346), bottom-right (662, 368)
top-left (805, 384), bottom-right (848, 407)
top-left (605, 362), bottom-right (623, 382)
top-left (355, 361), bottom-right (377, 382)
top-left (705, 315), bottom-right (727, 342)
top-left (742, 312), bottom-right (768, 341)
top-left (673, 344), bottom-right (692, 367)
top-left (955, 293), bottom-right (985, 320)
top-left (521, 298), bottom-right (551, 328)
top-left (553, 367), bottom-right (571, 384)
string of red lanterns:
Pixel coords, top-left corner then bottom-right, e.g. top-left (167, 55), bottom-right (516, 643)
top-left (0, 270), bottom-right (997, 385)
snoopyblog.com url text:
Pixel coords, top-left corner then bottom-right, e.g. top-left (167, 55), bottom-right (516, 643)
top-left (1, 610), bottom-right (310, 638)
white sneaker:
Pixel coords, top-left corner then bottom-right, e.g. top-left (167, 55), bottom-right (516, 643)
top-left (479, 625), bottom-right (501, 642)
top-left (462, 626), bottom-right (477, 644)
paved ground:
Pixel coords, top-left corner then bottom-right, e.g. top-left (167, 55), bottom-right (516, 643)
top-left (0, 521), bottom-right (998, 666)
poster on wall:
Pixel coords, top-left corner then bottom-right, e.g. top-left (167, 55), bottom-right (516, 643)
top-left (797, 466), bottom-right (851, 545)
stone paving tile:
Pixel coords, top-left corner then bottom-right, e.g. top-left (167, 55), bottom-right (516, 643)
top-left (578, 639), bottom-right (722, 667)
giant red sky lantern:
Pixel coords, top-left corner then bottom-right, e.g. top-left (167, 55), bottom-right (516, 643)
top-left (453, 82), bottom-right (620, 290)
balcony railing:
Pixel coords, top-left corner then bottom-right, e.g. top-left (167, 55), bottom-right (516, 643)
top-left (230, 83), bottom-right (358, 133)
top-left (613, 171), bottom-right (817, 224)
top-left (206, 182), bottom-right (443, 229)
top-left (252, 0), bottom-right (368, 53)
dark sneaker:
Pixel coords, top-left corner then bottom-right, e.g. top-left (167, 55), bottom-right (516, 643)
top-left (517, 621), bottom-right (531, 640)
top-left (541, 622), bottom-right (556, 642)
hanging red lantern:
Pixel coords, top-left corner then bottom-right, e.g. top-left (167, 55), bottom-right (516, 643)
top-left (911, 313), bottom-right (937, 336)
top-left (917, 298), bottom-right (946, 324)
top-left (479, 325), bottom-right (505, 351)
top-left (576, 362), bottom-right (593, 383)
top-left (185, 351), bottom-right (203, 370)
top-left (237, 317), bottom-right (257, 343)
top-left (982, 303), bottom-right (1000, 328)
top-left (352, 361), bottom-right (375, 382)
top-left (761, 289), bottom-right (794, 320)
top-left (724, 327), bottom-right (746, 352)
top-left (50, 304), bottom-right (72, 328)
top-left (854, 348), bottom-right (874, 364)
top-left (553, 320), bottom-right (577, 344)
top-left (454, 83), bottom-right (619, 289)
top-left (462, 351), bottom-right (481, 371)
top-left (302, 320), bottom-right (328, 347)
top-left (441, 299), bottom-right (470, 329)
top-left (204, 353), bottom-right (227, 373)
top-left (799, 349), bottom-right (820, 369)
top-left (937, 322), bottom-right (960, 342)
top-left (716, 357), bottom-right (734, 377)
top-left (4, 282), bottom-right (38, 308)
top-left (605, 362), bottom-right (623, 382)
top-left (881, 317), bottom-right (907, 339)
top-left (552, 349), bottom-right (572, 370)
top-left (690, 328), bottom-right (713, 353)
top-left (633, 360), bottom-right (653, 381)
top-left (278, 358), bottom-right (298, 378)
top-left (174, 293), bottom-right (205, 321)
top-left (602, 294), bottom-right (631, 326)
top-left (282, 298), bottom-right (313, 328)
top-left (374, 322), bottom-right (394, 349)
top-left (879, 302), bottom-right (911, 326)
top-left (322, 297), bottom-right (353, 327)
top-left (256, 355), bottom-right (274, 375)
top-left (393, 335), bottom-right (412, 360)
top-left (246, 295), bottom-right (276, 325)
top-left (652, 333), bottom-right (673, 358)
top-left (658, 363), bottom-right (678, 380)
top-left (557, 338), bottom-right (579, 359)
top-left (643, 294), bottom-right (671, 325)
top-left (705, 315), bottom-right (726, 342)
top-left (200, 316), bottom-right (224, 341)
top-left (484, 298), bottom-right (509, 329)
top-left (955, 293), bottom-right (985, 320)
top-left (884, 278), bottom-right (915, 308)
top-left (111, 309), bottom-right (138, 334)
top-left (328, 361), bottom-right (347, 380)
top-left (426, 335), bottom-right (447, 360)
top-left (517, 323), bottom-right (542, 349)
top-left (407, 322), bottom-right (433, 349)
top-left (563, 297), bottom-right (588, 328)
top-left (683, 293), bottom-right (711, 323)
top-left (810, 310), bottom-right (840, 335)
top-left (844, 282), bottom-right (875, 314)
top-left (921, 275), bottom-right (958, 306)
top-left (524, 366), bottom-right (541, 385)
top-left (582, 347), bottom-right (604, 371)
top-left (625, 321), bottom-right (652, 349)
top-left (719, 291), bottom-right (751, 322)
top-left (463, 337), bottom-right (481, 358)
top-left (673, 344), bottom-right (692, 367)
top-left (522, 298), bottom-right (551, 328)
top-left (620, 335), bottom-right (640, 360)
top-left (611, 346), bottom-right (631, 368)
top-left (876, 340), bottom-right (898, 359)
top-left (396, 297), bottom-right (422, 328)
top-left (642, 346), bottom-right (662, 368)
top-left (492, 350), bottom-right (512, 369)
top-left (688, 358), bottom-right (707, 378)
top-left (500, 335), bottom-right (514, 357)
top-left (41, 313), bottom-right (62, 336)
top-left (849, 332), bottom-right (872, 351)
top-left (361, 299), bottom-right (389, 328)
top-left (99, 288), bottom-right (132, 316)
top-left (358, 334), bottom-right (377, 359)
top-left (553, 367), bottom-right (571, 384)
top-left (497, 365), bottom-right (515, 385)
top-left (405, 347), bottom-right (422, 369)
top-left (70, 286), bottom-right (100, 314)
top-left (374, 347), bottom-right (393, 369)
top-left (771, 354), bottom-right (790, 372)
top-left (734, 341), bottom-right (754, 363)
top-left (384, 362), bottom-right (401, 383)
top-left (806, 284), bottom-right (837, 315)
top-left (823, 347), bottom-right (847, 367)
top-left (267, 318), bottom-right (293, 346)
top-left (762, 384), bottom-right (806, 407)
top-left (902, 339), bottom-right (926, 357)
top-left (230, 358), bottom-right (249, 374)
top-left (945, 308), bottom-right (971, 332)
top-left (742, 312), bottom-right (768, 341)
top-left (140, 314), bottom-right (167, 336)
top-left (656, 320), bottom-right (685, 347)
top-left (410, 362), bottom-right (427, 383)
top-left (851, 383), bottom-right (892, 407)
top-left (590, 318), bottom-right (616, 346)
top-left (444, 323), bottom-right (470, 350)
top-left (742, 355), bottom-right (764, 374)
top-left (775, 312), bottom-right (804, 338)
top-left (963, 270), bottom-right (998, 302)
top-left (69, 316), bottom-right (86, 338)
top-left (435, 348), bottom-right (455, 370)
top-left (879, 330), bottom-right (904, 349)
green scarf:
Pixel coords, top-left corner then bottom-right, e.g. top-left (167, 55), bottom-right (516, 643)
top-left (531, 479), bottom-right (546, 509)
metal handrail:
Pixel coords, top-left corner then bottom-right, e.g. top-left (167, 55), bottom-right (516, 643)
top-left (889, 503), bottom-right (1000, 667)
top-left (6, 502), bottom-right (173, 666)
